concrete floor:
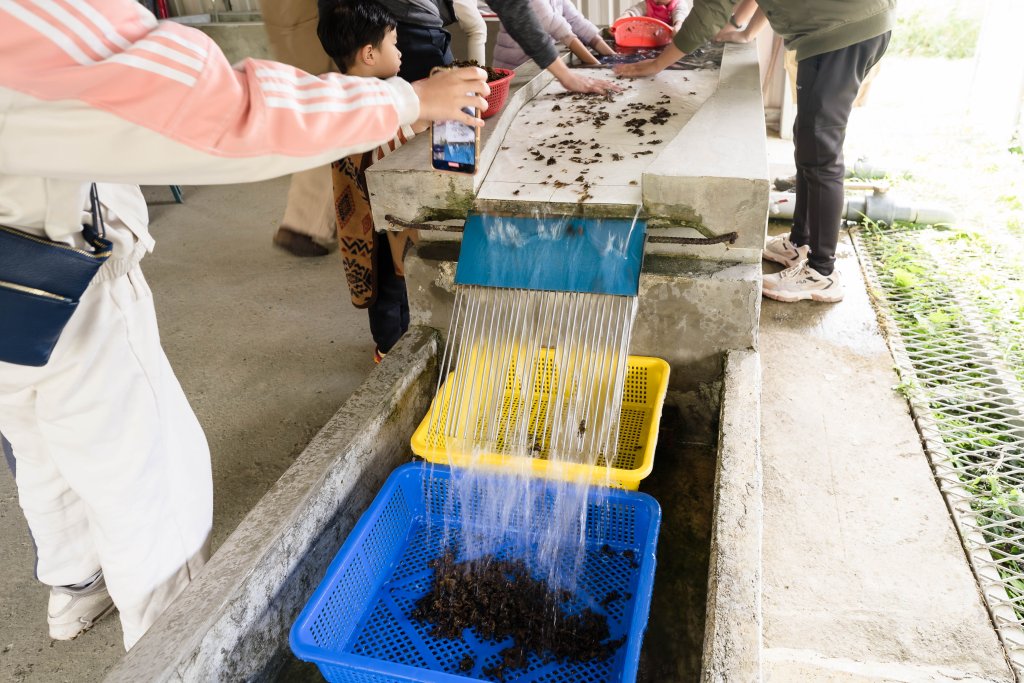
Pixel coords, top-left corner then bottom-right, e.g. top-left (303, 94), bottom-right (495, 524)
top-left (758, 140), bottom-right (1012, 682)
top-left (0, 179), bottom-right (376, 682)
top-left (759, 227), bottom-right (1013, 682)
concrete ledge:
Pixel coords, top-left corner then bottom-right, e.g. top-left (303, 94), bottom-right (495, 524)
top-left (406, 244), bottom-right (760, 391)
top-left (633, 257), bottom-right (761, 389)
top-left (701, 349), bottom-right (763, 682)
top-left (367, 62), bottom-right (554, 228)
top-left (643, 42), bottom-right (770, 258)
top-left (104, 328), bottom-right (440, 682)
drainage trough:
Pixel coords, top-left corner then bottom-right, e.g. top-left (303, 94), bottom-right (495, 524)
top-left (104, 40), bottom-right (767, 682)
top-left (103, 327), bottom-right (761, 682)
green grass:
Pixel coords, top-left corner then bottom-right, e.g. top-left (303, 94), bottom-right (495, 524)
top-left (889, 4), bottom-right (981, 59)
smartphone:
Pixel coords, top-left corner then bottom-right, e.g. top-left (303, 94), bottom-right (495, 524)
top-left (431, 107), bottom-right (479, 174)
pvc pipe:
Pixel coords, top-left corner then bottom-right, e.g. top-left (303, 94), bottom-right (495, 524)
top-left (773, 161), bottom-right (892, 192)
top-left (768, 190), bottom-right (956, 226)
top-left (845, 158), bottom-right (889, 180)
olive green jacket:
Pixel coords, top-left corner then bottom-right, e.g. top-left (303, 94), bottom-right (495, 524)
top-left (673, 0), bottom-right (896, 61)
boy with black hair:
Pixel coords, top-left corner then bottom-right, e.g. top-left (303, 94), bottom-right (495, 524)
top-left (319, 0), bottom-right (422, 363)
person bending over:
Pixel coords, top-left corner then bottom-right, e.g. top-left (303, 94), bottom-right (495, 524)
top-left (618, 0), bottom-right (691, 35)
top-left (615, 0), bottom-right (894, 303)
top-left (493, 0), bottom-right (616, 70)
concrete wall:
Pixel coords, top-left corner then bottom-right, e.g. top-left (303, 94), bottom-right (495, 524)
top-left (99, 330), bottom-right (764, 682)
top-left (405, 243), bottom-right (760, 390)
top-left (192, 21), bottom-right (273, 65)
top-left (701, 349), bottom-right (763, 683)
top-left (643, 43), bottom-right (771, 265)
top-left (104, 328), bottom-right (440, 682)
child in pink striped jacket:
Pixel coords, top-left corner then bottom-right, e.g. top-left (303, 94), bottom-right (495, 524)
top-left (618, 0), bottom-right (693, 35)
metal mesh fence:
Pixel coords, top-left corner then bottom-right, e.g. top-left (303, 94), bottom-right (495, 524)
top-left (853, 224), bottom-right (1024, 677)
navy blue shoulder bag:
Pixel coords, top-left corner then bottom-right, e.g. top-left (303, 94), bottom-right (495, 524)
top-left (0, 184), bottom-right (113, 367)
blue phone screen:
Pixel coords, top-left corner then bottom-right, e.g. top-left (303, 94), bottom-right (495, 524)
top-left (432, 108), bottom-right (476, 172)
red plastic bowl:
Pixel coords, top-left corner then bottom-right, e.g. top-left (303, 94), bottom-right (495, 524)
top-left (611, 16), bottom-right (673, 48)
top-left (482, 67), bottom-right (515, 119)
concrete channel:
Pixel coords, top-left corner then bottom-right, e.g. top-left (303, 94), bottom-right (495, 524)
top-left (104, 37), bottom-right (768, 683)
top-left (104, 329), bottom-right (761, 682)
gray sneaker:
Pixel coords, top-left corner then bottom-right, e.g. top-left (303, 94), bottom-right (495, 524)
top-left (762, 263), bottom-right (844, 303)
top-left (763, 235), bottom-right (810, 268)
top-left (48, 572), bottom-right (116, 640)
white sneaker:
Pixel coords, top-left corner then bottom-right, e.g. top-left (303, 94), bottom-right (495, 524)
top-left (48, 572), bottom-right (116, 640)
top-left (763, 235), bottom-right (810, 268)
top-left (763, 263), bottom-right (844, 303)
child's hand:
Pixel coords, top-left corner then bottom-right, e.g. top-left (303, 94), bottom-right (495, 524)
top-left (562, 73), bottom-right (621, 94)
top-left (412, 67), bottom-right (490, 128)
top-left (613, 44), bottom-right (685, 78)
top-left (612, 58), bottom-right (663, 78)
top-left (548, 60), bottom-right (622, 95)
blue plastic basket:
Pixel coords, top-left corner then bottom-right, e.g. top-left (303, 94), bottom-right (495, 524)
top-left (290, 463), bottom-right (661, 683)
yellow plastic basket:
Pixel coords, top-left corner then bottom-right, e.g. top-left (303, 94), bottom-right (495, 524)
top-left (410, 354), bottom-right (670, 489)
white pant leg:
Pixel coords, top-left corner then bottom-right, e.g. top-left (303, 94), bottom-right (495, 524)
top-left (2, 401), bottom-right (99, 584)
top-left (0, 266), bottom-right (213, 649)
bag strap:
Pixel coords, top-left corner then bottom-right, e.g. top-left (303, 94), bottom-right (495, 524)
top-left (86, 183), bottom-right (104, 240)
top-left (82, 183), bottom-right (110, 251)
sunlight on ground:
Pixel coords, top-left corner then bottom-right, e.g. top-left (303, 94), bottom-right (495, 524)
top-left (845, 53), bottom-right (1023, 257)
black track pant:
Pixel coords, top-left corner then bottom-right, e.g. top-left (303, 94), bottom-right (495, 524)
top-left (791, 33), bottom-right (890, 276)
top-left (367, 230), bottom-right (409, 354)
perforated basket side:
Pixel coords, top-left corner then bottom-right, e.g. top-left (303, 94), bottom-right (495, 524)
top-left (290, 466), bottom-right (419, 662)
top-left (411, 355), bottom-right (670, 489)
top-left (292, 464), bottom-right (662, 683)
top-left (482, 68), bottom-right (514, 119)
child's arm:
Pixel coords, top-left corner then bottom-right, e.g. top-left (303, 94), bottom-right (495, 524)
top-left (560, 0), bottom-right (601, 49)
top-left (618, 1), bottom-right (646, 20)
top-left (526, 1), bottom-right (598, 65)
top-left (490, 0), bottom-right (618, 94)
top-left (671, 2), bottom-right (692, 34)
top-left (528, 0), bottom-right (577, 47)
top-left (567, 37), bottom-right (601, 65)
top-left (589, 37), bottom-right (616, 57)
top-left (557, 0), bottom-right (610, 61)
top-left (618, 1), bottom-right (643, 19)
top-left (453, 0), bottom-right (487, 65)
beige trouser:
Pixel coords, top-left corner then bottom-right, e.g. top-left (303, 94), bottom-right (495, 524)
top-left (262, 0), bottom-right (337, 242)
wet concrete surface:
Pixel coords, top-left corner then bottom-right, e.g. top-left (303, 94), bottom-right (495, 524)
top-left (758, 218), bottom-right (1013, 681)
